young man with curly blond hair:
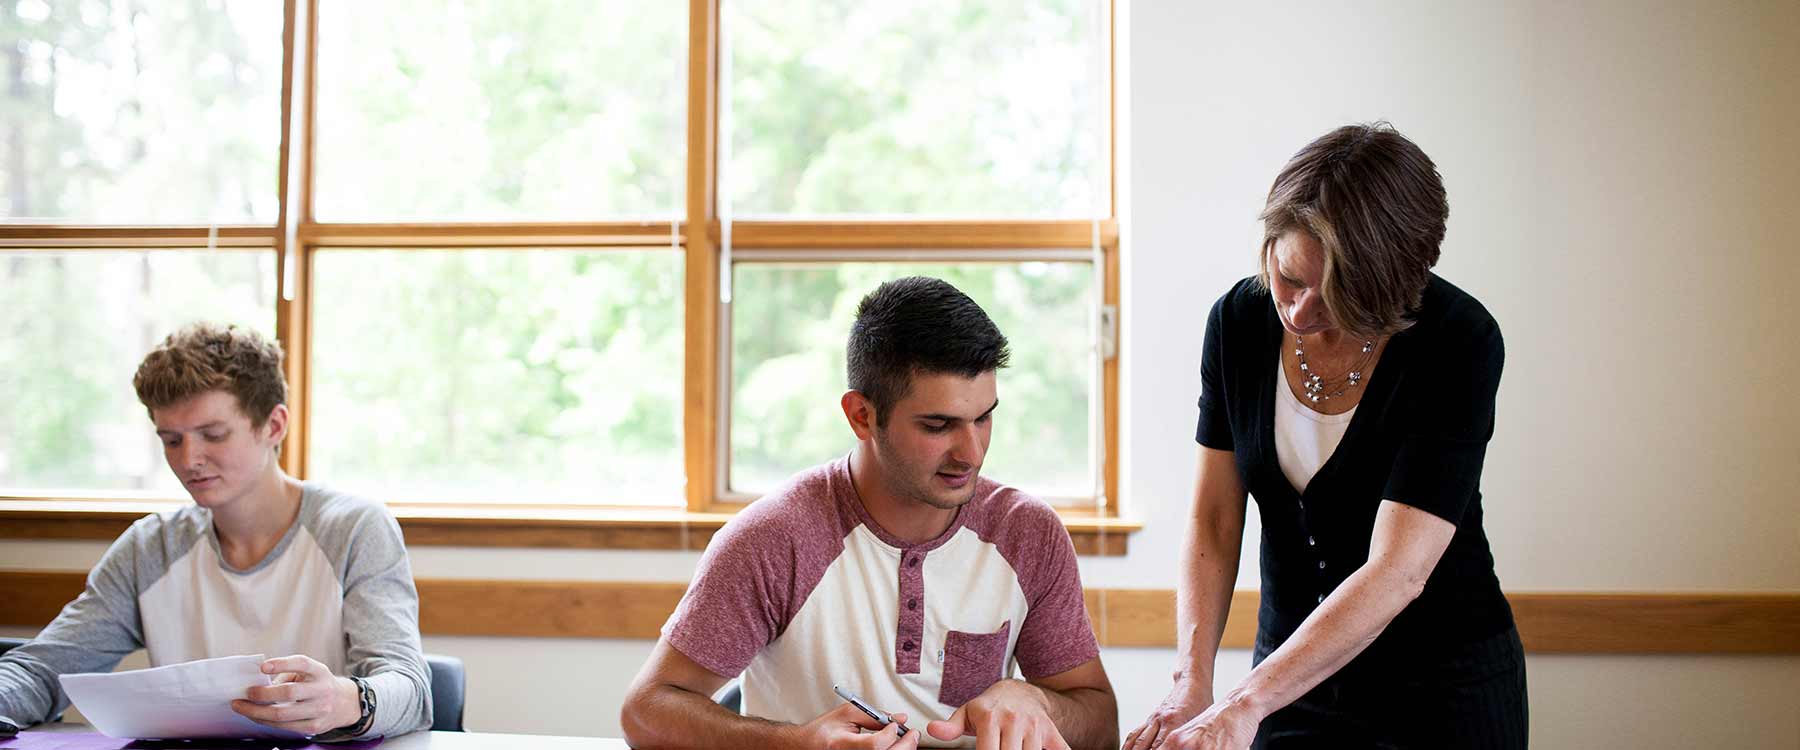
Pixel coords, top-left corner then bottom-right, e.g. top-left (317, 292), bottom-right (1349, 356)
top-left (0, 323), bottom-right (431, 741)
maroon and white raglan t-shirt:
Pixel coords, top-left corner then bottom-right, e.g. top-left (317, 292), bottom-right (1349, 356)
top-left (663, 456), bottom-right (1099, 744)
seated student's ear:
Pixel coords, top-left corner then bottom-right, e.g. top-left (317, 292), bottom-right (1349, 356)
top-left (841, 390), bottom-right (878, 441)
top-left (259, 404), bottom-right (290, 447)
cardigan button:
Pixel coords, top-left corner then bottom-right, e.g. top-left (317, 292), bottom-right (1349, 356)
top-left (1317, 560), bottom-right (1326, 570)
top-left (1307, 536), bottom-right (1315, 546)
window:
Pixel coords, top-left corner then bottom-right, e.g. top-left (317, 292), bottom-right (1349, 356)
top-left (0, 250), bottom-right (275, 493)
top-left (718, 0), bottom-right (1113, 506)
top-left (2, 1), bottom-right (1123, 541)
top-left (312, 0), bottom-right (686, 221)
top-left (725, 0), bottom-right (1105, 217)
top-left (308, 248), bottom-right (684, 504)
top-left (728, 259), bottom-right (1097, 501)
top-left (0, 0), bottom-right (282, 223)
top-left (1, 0), bottom-right (281, 496)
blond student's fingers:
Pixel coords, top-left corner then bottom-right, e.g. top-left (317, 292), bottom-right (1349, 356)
top-left (231, 698), bottom-right (317, 724)
top-left (243, 681), bottom-right (312, 704)
top-left (260, 654), bottom-right (325, 680)
top-left (245, 713), bottom-right (340, 736)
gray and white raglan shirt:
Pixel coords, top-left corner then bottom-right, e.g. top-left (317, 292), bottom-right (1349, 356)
top-left (0, 483), bottom-right (431, 739)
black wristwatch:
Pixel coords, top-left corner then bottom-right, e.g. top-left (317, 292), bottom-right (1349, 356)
top-left (313, 675), bottom-right (376, 741)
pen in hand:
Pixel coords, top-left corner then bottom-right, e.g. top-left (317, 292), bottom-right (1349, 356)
top-left (833, 684), bottom-right (909, 737)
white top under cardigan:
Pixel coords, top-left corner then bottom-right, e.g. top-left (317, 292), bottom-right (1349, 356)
top-left (1275, 354), bottom-right (1356, 493)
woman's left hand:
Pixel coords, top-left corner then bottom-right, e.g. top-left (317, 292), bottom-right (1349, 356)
top-left (230, 655), bottom-right (361, 735)
top-left (1158, 700), bottom-right (1261, 750)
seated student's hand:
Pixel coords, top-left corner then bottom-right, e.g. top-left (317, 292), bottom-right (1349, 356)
top-left (796, 704), bottom-right (920, 750)
top-left (230, 655), bottom-right (362, 736)
top-left (1125, 677), bottom-right (1212, 749)
top-left (926, 679), bottom-right (1070, 750)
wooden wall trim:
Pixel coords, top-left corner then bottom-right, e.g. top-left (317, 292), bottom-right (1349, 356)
top-left (2, 572), bottom-right (1794, 654)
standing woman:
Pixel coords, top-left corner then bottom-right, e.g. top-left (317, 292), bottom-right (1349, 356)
top-left (1126, 124), bottom-right (1526, 750)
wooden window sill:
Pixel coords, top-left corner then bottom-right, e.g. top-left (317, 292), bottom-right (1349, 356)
top-left (0, 498), bottom-right (1142, 555)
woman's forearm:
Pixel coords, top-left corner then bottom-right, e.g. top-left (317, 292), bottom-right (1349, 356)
top-left (1174, 447), bottom-right (1249, 694)
top-left (1218, 558), bottom-right (1423, 721)
top-left (1172, 505), bottom-right (1243, 691)
top-left (1220, 500), bottom-right (1453, 721)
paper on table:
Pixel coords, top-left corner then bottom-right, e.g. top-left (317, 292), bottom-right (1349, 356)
top-left (56, 654), bottom-right (308, 740)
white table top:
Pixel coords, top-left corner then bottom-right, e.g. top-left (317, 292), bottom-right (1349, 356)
top-left (18, 723), bottom-right (632, 748)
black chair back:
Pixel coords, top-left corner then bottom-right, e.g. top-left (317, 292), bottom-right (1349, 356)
top-left (717, 681), bottom-right (743, 714)
top-left (425, 653), bottom-right (466, 732)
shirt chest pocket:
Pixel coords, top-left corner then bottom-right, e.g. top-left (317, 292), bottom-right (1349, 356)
top-left (937, 620), bottom-right (1012, 707)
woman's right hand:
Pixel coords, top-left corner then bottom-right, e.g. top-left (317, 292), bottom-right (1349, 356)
top-left (1124, 678), bottom-right (1213, 750)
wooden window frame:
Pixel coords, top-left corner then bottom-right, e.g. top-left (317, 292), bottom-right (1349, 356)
top-left (0, 0), bottom-right (1141, 553)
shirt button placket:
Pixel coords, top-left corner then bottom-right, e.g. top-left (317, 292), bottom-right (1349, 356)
top-left (1300, 510), bottom-right (1325, 604)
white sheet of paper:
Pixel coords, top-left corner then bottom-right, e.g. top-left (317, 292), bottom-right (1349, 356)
top-left (58, 653), bottom-right (309, 740)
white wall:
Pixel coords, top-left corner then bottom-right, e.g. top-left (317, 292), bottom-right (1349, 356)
top-left (1105, 0), bottom-right (1800, 747)
top-left (8, 0), bottom-right (1800, 745)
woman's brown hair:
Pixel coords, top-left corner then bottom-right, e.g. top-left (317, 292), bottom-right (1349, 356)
top-left (1258, 122), bottom-right (1448, 336)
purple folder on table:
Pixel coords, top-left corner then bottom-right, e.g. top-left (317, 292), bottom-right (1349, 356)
top-left (0, 732), bottom-right (381, 749)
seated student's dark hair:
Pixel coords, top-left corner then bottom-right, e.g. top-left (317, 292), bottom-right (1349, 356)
top-left (847, 276), bottom-right (1011, 427)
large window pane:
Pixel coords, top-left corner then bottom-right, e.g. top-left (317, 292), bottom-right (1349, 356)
top-left (730, 261), bottom-right (1094, 499)
top-left (309, 249), bottom-right (684, 505)
top-left (726, 0), bottom-right (1106, 217)
top-left (0, 250), bottom-right (276, 492)
top-left (0, 0), bottom-right (282, 222)
top-left (315, 0), bottom-right (686, 221)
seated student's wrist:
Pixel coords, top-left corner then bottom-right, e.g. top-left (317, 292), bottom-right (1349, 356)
top-left (310, 675), bottom-right (372, 741)
top-left (332, 676), bottom-right (364, 729)
top-left (772, 720), bottom-right (826, 750)
top-left (981, 678), bottom-right (1051, 712)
